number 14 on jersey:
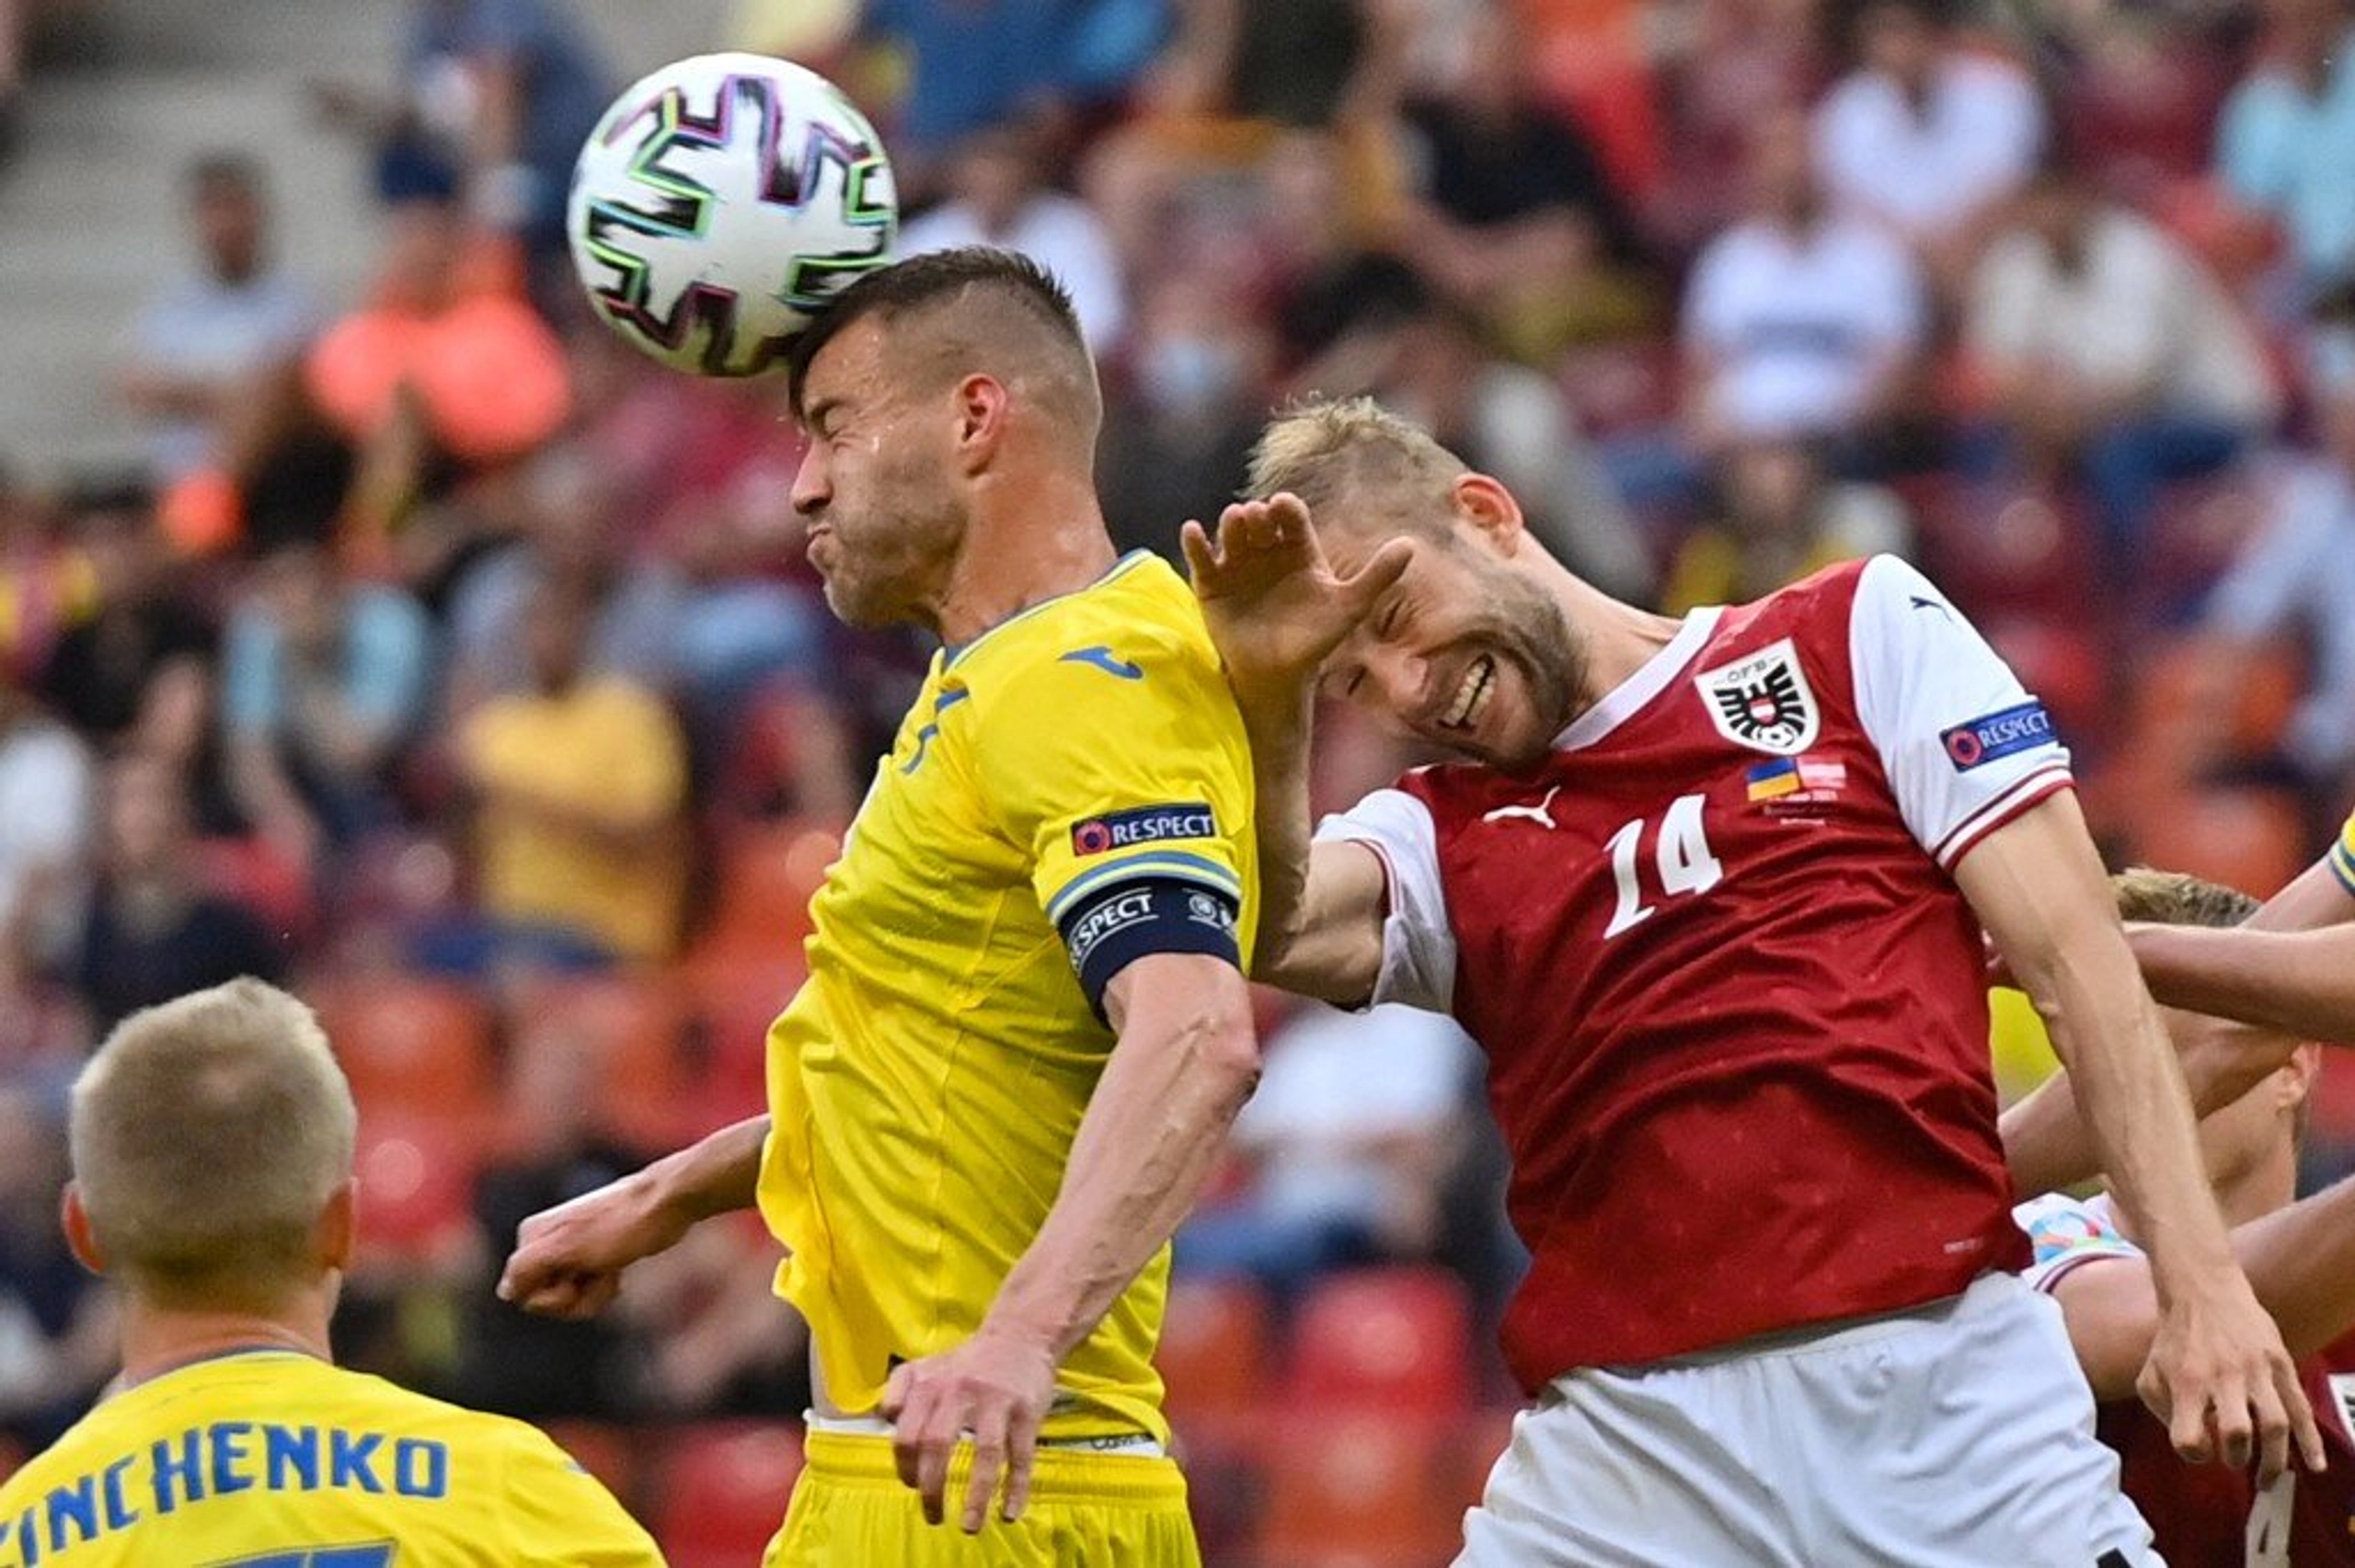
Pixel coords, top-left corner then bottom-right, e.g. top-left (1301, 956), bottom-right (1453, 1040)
top-left (1603, 795), bottom-right (1721, 938)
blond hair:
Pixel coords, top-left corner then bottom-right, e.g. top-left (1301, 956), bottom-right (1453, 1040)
top-left (71, 979), bottom-right (356, 1300)
top-left (2109, 867), bottom-right (2258, 930)
top-left (1246, 397), bottom-right (1466, 539)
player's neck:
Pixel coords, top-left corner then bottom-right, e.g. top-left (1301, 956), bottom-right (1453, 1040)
top-left (933, 473), bottom-right (1118, 648)
top-left (2212, 1142), bottom-right (2299, 1230)
top-left (1565, 575), bottom-right (1686, 706)
top-left (115, 1291), bottom-right (335, 1388)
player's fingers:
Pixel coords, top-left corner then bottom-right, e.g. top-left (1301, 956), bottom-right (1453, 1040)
top-left (880, 1364), bottom-right (912, 1424)
top-left (2283, 1358), bottom-right (2328, 1473)
top-left (915, 1402), bottom-right (958, 1527)
top-left (1341, 538), bottom-right (1414, 611)
top-left (1001, 1400), bottom-right (1042, 1524)
top-left (2170, 1376), bottom-right (2222, 1465)
top-left (2211, 1372), bottom-right (2256, 1471)
top-left (1178, 519), bottom-right (1219, 582)
top-left (961, 1402), bottom-right (1007, 1534)
top-left (1267, 490), bottom-right (1315, 533)
top-left (2250, 1367), bottom-right (2292, 1486)
top-left (577, 1274), bottom-right (622, 1316)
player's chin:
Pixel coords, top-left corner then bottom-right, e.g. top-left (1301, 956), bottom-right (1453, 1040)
top-left (820, 577), bottom-right (893, 629)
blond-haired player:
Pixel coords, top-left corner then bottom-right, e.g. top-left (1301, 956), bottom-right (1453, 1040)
top-left (500, 248), bottom-right (1265, 1566)
top-left (0, 978), bottom-right (659, 1567)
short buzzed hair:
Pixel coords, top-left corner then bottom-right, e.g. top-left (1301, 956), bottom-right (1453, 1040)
top-left (2110, 868), bottom-right (2260, 931)
top-left (1247, 396), bottom-right (1468, 543)
top-left (71, 979), bottom-right (357, 1302)
top-left (786, 246), bottom-right (1099, 439)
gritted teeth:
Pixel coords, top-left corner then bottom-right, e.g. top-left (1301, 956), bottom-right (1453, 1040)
top-left (1443, 655), bottom-right (1494, 730)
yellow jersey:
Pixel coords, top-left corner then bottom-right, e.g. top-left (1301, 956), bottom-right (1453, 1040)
top-left (2331, 804), bottom-right (2355, 897)
top-left (759, 552), bottom-right (1258, 1446)
top-left (0, 1349), bottom-right (660, 1567)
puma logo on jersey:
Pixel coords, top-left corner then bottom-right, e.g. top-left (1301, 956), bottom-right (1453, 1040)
top-left (1060, 646), bottom-right (1144, 680)
top-left (1483, 786), bottom-right (1561, 829)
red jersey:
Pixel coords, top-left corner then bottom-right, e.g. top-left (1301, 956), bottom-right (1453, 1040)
top-left (1322, 555), bottom-right (2066, 1387)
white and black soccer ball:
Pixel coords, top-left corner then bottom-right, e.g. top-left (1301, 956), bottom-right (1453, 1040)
top-left (568, 52), bottom-right (898, 377)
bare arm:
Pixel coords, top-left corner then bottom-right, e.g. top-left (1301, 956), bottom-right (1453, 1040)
top-left (499, 1114), bottom-right (768, 1318)
top-left (2002, 836), bottom-right (2355, 1189)
top-left (2129, 921), bottom-right (2355, 1046)
top-left (1962, 791), bottom-right (2320, 1478)
top-left (1181, 497), bottom-right (1407, 1003)
top-left (2056, 1172), bottom-right (2355, 1402)
top-left (882, 951), bottom-right (1261, 1532)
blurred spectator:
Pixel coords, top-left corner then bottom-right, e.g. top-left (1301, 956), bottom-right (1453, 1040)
top-left (622, 1215), bottom-right (810, 1418)
top-left (858, 0), bottom-right (1168, 183)
top-left (36, 483), bottom-right (223, 801)
top-left (1812, 0), bottom-right (2042, 287)
top-left (0, 1090), bottom-right (112, 1454)
top-left (1098, 269), bottom-right (1271, 562)
top-left (117, 155), bottom-right (316, 484)
top-left (1396, 9), bottom-right (1653, 354)
top-left (452, 581), bottom-right (689, 968)
top-left (1148, 0), bottom-right (1392, 130)
top-left (1682, 109), bottom-right (1927, 460)
top-left (1375, 296), bottom-right (1655, 602)
top-left (316, 0), bottom-right (612, 269)
top-left (1177, 1002), bottom-right (1476, 1300)
top-left (2202, 313), bottom-right (2355, 784)
top-left (443, 450), bottom-right (684, 714)
top-left (68, 751), bottom-right (286, 1036)
top-left (0, 679), bottom-right (89, 973)
top-left (898, 123), bottom-right (1129, 353)
top-left (304, 190), bottom-right (569, 553)
top-left (1661, 440), bottom-right (1913, 612)
top-left (2215, 0), bottom-right (2355, 300)
top-left (222, 539), bottom-right (433, 864)
top-left (1967, 162), bottom-right (2280, 562)
top-left (1256, 130), bottom-right (1427, 379)
top-left (457, 1031), bottom-right (647, 1418)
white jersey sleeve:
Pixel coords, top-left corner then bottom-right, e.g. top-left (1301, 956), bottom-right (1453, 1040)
top-left (2014, 1191), bottom-right (2140, 1294)
top-left (1313, 785), bottom-right (1456, 1014)
top-left (1848, 554), bottom-right (2074, 869)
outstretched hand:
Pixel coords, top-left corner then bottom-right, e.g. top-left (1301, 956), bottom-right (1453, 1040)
top-left (1180, 493), bottom-right (1413, 704)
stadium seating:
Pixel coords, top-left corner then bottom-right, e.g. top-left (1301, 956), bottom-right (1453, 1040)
top-left (351, 1110), bottom-right (479, 1262)
top-left (1158, 1276), bottom-right (1275, 1425)
top-left (654, 1420), bottom-right (807, 1568)
top-left (505, 973), bottom-right (692, 1154)
top-left (1255, 1411), bottom-right (1466, 1568)
top-left (1285, 1269), bottom-right (1476, 1417)
top-left (310, 978), bottom-right (496, 1129)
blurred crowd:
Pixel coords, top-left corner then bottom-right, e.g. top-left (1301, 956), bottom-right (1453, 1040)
top-left (6, 0), bottom-right (2355, 1534)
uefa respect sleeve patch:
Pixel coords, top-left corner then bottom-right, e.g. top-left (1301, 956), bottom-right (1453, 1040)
top-left (1071, 801), bottom-right (1218, 856)
top-left (1940, 701), bottom-right (2055, 772)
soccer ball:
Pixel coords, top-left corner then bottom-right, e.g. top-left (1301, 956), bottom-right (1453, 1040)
top-left (568, 52), bottom-right (898, 377)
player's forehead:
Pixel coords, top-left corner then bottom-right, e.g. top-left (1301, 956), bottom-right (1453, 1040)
top-left (796, 315), bottom-right (894, 425)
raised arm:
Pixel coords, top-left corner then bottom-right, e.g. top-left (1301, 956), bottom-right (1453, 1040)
top-left (1959, 792), bottom-right (2321, 1479)
top-left (1181, 497), bottom-right (1407, 1002)
top-left (2003, 818), bottom-right (2355, 1186)
top-left (881, 952), bottom-right (1259, 1533)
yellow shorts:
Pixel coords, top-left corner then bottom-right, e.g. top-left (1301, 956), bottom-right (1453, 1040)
top-left (764, 1430), bottom-right (1200, 1567)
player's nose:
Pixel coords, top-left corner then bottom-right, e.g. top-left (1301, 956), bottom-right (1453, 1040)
top-left (790, 448), bottom-right (831, 517)
top-left (1363, 645), bottom-right (1430, 722)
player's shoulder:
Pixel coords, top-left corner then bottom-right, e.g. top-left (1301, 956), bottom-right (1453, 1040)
top-left (959, 552), bottom-right (1222, 708)
top-left (296, 1361), bottom-right (580, 1468)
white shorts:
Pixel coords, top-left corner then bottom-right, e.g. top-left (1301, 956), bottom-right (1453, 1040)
top-left (1457, 1273), bottom-right (2158, 1567)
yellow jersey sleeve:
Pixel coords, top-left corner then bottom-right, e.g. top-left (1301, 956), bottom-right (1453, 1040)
top-left (486, 1424), bottom-right (664, 1567)
top-left (972, 624), bottom-right (1255, 998)
top-left (2331, 805), bottom-right (2355, 898)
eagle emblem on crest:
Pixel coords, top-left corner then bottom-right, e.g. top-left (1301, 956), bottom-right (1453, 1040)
top-left (1694, 638), bottom-right (1821, 755)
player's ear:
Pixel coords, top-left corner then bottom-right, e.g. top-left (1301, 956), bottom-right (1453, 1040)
top-left (316, 1178), bottom-right (360, 1274)
top-left (952, 372), bottom-right (1011, 475)
top-left (61, 1184), bottom-right (107, 1277)
top-left (2280, 1042), bottom-right (2325, 1110)
top-left (1453, 474), bottom-right (1527, 555)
